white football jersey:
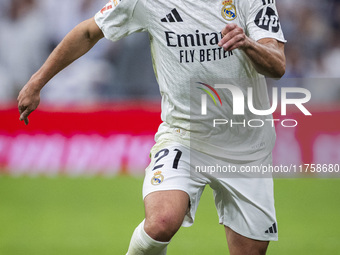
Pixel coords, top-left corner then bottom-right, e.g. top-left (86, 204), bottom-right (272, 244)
top-left (95, 0), bottom-right (286, 160)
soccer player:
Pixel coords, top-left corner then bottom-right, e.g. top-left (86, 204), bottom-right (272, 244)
top-left (17, 0), bottom-right (286, 254)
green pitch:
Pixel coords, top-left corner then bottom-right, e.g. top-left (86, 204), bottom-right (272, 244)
top-left (0, 176), bottom-right (339, 255)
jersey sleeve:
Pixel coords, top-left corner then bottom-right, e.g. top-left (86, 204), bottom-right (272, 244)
top-left (246, 0), bottom-right (286, 43)
top-left (94, 0), bottom-right (148, 42)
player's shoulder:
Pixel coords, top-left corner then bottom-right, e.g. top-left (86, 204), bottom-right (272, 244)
top-left (238, 0), bottom-right (268, 8)
top-left (97, 0), bottom-right (146, 17)
top-left (236, 0), bottom-right (278, 16)
top-left (233, 0), bottom-right (254, 13)
top-left (245, 0), bottom-right (279, 8)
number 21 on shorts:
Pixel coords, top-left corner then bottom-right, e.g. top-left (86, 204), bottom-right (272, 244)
top-left (152, 148), bottom-right (183, 171)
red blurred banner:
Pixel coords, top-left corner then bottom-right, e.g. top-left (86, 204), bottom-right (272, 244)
top-left (0, 103), bottom-right (339, 176)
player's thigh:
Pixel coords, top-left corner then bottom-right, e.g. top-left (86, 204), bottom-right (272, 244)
top-left (143, 139), bottom-right (206, 226)
top-left (144, 190), bottom-right (189, 241)
top-left (225, 226), bottom-right (269, 255)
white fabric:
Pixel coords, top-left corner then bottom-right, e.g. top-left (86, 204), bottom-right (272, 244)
top-left (95, 0), bottom-right (286, 160)
top-left (143, 139), bottom-right (278, 241)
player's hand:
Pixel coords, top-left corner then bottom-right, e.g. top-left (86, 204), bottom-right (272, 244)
top-left (17, 82), bottom-right (41, 125)
top-left (218, 23), bottom-right (250, 51)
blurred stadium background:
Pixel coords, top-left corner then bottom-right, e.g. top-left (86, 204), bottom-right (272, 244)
top-left (0, 0), bottom-right (339, 254)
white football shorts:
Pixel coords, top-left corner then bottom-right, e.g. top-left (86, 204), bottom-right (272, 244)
top-left (143, 138), bottom-right (278, 241)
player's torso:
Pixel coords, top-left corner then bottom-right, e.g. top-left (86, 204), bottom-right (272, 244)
top-left (144, 0), bottom-right (257, 123)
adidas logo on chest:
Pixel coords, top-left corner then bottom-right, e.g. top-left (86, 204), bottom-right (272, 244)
top-left (161, 8), bottom-right (183, 23)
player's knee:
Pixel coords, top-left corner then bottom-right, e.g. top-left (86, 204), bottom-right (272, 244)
top-left (144, 213), bottom-right (182, 242)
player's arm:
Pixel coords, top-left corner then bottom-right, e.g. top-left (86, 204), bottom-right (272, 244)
top-left (218, 23), bottom-right (285, 78)
top-left (17, 17), bottom-right (104, 125)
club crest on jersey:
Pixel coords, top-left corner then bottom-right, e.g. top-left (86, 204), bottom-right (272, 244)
top-left (221, 0), bottom-right (237, 21)
top-left (151, 171), bottom-right (164, 185)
